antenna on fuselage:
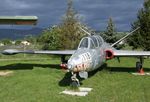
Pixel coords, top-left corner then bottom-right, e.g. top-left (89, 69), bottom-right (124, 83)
top-left (79, 26), bottom-right (91, 36)
top-left (111, 27), bottom-right (140, 47)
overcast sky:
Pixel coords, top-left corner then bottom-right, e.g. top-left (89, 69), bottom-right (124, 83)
top-left (0, 0), bottom-right (144, 31)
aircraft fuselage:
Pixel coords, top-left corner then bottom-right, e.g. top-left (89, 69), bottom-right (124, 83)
top-left (67, 35), bottom-right (110, 76)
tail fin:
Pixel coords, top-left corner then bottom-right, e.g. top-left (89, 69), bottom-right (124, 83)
top-left (111, 27), bottom-right (140, 47)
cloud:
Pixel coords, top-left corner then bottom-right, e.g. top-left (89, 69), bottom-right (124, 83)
top-left (5, 0), bottom-right (30, 9)
top-left (74, 0), bottom-right (143, 31)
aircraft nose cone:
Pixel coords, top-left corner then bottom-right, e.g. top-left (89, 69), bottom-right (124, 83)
top-left (67, 62), bottom-right (73, 70)
top-left (67, 61), bottom-right (76, 72)
top-left (67, 56), bottom-right (82, 71)
top-left (67, 56), bottom-right (91, 72)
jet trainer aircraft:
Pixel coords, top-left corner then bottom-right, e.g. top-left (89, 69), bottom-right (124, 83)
top-left (1, 16), bottom-right (150, 86)
top-left (2, 27), bottom-right (150, 86)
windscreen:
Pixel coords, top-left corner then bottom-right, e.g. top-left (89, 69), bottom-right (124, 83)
top-left (78, 38), bottom-right (89, 48)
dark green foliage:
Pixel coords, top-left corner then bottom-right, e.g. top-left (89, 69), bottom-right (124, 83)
top-left (103, 17), bottom-right (117, 44)
top-left (24, 35), bottom-right (37, 44)
top-left (129, 0), bottom-right (150, 51)
top-left (37, 27), bottom-right (61, 50)
top-left (1, 39), bottom-right (12, 45)
top-left (15, 40), bottom-right (22, 45)
top-left (129, 21), bottom-right (140, 49)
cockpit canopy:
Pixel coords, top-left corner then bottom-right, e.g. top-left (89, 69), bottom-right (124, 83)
top-left (78, 35), bottom-right (104, 49)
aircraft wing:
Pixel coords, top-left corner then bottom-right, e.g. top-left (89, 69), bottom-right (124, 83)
top-left (33, 50), bottom-right (75, 55)
top-left (113, 50), bottom-right (150, 57)
top-left (0, 16), bottom-right (38, 25)
top-left (2, 49), bottom-right (75, 55)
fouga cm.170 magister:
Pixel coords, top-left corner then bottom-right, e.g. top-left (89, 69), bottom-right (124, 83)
top-left (2, 27), bottom-right (150, 86)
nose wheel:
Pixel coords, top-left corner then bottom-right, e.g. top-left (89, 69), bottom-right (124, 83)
top-left (70, 72), bottom-right (80, 88)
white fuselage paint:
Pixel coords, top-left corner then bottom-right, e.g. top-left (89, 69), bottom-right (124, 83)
top-left (67, 44), bottom-right (107, 73)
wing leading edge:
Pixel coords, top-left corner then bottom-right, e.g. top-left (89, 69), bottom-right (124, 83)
top-left (2, 49), bottom-right (150, 57)
top-left (113, 50), bottom-right (150, 57)
top-left (2, 49), bottom-right (75, 55)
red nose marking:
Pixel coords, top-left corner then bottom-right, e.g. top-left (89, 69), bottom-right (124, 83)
top-left (60, 64), bottom-right (67, 70)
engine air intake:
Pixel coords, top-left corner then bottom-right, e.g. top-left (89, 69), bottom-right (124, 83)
top-left (105, 50), bottom-right (114, 60)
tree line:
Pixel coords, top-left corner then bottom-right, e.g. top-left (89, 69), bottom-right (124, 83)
top-left (38, 0), bottom-right (150, 51)
top-left (37, 0), bottom-right (119, 50)
top-left (129, 0), bottom-right (150, 51)
top-left (1, 0), bottom-right (150, 51)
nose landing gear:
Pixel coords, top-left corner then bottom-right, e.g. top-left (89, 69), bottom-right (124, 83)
top-left (70, 72), bottom-right (80, 89)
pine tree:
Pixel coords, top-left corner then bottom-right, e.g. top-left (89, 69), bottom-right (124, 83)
top-left (38, 0), bottom-right (85, 50)
top-left (130, 0), bottom-right (150, 51)
top-left (103, 17), bottom-right (117, 44)
top-left (59, 0), bottom-right (84, 49)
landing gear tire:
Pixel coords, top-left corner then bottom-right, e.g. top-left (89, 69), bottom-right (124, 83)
top-left (136, 61), bottom-right (142, 72)
top-left (70, 72), bottom-right (80, 89)
top-left (70, 81), bottom-right (80, 88)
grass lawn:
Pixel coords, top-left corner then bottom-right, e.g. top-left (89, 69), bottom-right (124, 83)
top-left (0, 55), bottom-right (149, 102)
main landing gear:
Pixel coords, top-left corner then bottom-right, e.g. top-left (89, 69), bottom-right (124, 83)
top-left (136, 57), bottom-right (144, 75)
top-left (60, 55), bottom-right (68, 70)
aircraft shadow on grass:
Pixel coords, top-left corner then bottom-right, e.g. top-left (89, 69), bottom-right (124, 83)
top-left (0, 63), bottom-right (60, 70)
top-left (107, 66), bottom-right (150, 73)
top-left (0, 63), bottom-right (104, 86)
top-left (58, 65), bottom-right (105, 87)
top-left (0, 63), bottom-right (149, 87)
top-left (59, 64), bottom-right (106, 86)
top-left (58, 63), bottom-right (150, 87)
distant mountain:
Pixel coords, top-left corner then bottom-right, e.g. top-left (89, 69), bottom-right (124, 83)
top-left (0, 28), bottom-right (43, 40)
